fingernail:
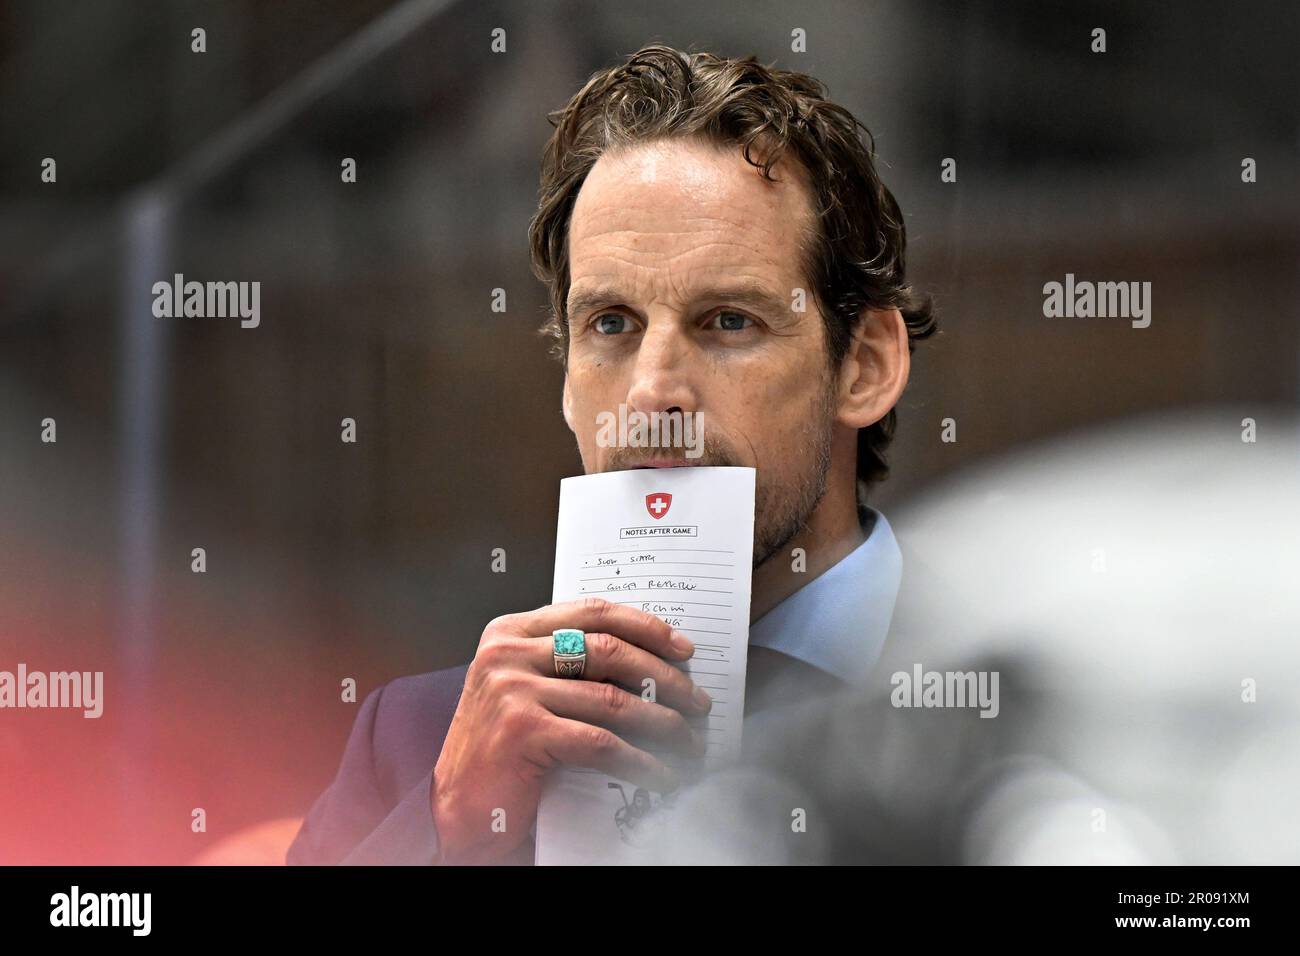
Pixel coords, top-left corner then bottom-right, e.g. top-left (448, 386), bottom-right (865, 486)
top-left (671, 631), bottom-right (695, 655)
top-left (694, 687), bottom-right (712, 711)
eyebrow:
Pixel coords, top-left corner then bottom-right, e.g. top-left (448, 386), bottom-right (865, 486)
top-left (565, 281), bottom-right (792, 322)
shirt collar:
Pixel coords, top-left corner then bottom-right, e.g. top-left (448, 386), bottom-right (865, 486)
top-left (748, 506), bottom-right (903, 685)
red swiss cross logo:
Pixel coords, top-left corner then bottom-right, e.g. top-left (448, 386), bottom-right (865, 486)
top-left (645, 493), bottom-right (672, 520)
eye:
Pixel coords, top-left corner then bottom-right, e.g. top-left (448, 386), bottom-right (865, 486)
top-left (594, 313), bottom-right (634, 335)
top-left (707, 310), bottom-right (755, 332)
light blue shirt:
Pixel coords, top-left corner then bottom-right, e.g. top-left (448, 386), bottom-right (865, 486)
top-left (748, 507), bottom-right (902, 686)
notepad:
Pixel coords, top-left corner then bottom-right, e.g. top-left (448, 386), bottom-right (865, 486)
top-left (534, 466), bottom-right (757, 865)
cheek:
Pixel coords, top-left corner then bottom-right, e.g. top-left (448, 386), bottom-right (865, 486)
top-left (730, 363), bottom-right (831, 467)
top-left (565, 366), bottom-right (617, 451)
top-left (569, 367), bottom-right (613, 411)
top-left (720, 352), bottom-right (821, 427)
top-left (567, 351), bottom-right (620, 393)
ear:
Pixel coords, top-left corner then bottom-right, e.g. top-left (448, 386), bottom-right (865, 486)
top-left (561, 373), bottom-right (575, 433)
top-left (836, 307), bottom-right (911, 429)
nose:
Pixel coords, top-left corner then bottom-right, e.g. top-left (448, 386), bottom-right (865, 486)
top-left (625, 322), bottom-right (698, 416)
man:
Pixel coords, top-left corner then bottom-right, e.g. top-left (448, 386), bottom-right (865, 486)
top-left (288, 44), bottom-right (935, 865)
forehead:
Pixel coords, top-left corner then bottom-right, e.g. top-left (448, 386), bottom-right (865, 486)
top-left (566, 136), bottom-right (816, 304)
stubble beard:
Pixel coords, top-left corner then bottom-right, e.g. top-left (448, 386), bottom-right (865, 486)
top-left (597, 383), bottom-right (837, 571)
top-left (750, 382), bottom-right (836, 570)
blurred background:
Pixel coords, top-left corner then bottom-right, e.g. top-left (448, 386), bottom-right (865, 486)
top-left (0, 0), bottom-right (1296, 863)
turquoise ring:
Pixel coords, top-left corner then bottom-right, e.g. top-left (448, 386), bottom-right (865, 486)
top-left (552, 628), bottom-right (587, 678)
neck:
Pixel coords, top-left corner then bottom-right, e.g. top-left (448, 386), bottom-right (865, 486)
top-left (750, 452), bottom-right (866, 623)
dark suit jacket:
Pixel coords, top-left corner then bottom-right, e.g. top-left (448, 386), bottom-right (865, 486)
top-left (287, 666), bottom-right (468, 865)
top-left (287, 646), bottom-right (840, 865)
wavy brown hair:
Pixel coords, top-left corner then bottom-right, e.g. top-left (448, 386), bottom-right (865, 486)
top-left (528, 44), bottom-right (936, 493)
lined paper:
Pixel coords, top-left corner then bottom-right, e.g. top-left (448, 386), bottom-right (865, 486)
top-left (535, 466), bottom-right (756, 864)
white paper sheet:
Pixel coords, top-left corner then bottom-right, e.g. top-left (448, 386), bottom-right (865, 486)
top-left (534, 466), bottom-right (756, 865)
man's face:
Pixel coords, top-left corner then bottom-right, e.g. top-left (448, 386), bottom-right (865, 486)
top-left (562, 135), bottom-right (839, 565)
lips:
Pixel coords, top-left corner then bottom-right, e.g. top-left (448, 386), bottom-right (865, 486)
top-left (632, 459), bottom-right (705, 468)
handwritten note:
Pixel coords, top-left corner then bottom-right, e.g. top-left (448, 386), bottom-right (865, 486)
top-left (535, 466), bottom-right (756, 865)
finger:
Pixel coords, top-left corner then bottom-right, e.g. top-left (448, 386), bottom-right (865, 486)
top-left (541, 716), bottom-right (680, 793)
top-left (527, 630), bottom-right (710, 716)
top-left (586, 632), bottom-right (712, 716)
top-left (502, 598), bottom-right (695, 662)
top-left (535, 678), bottom-right (706, 757)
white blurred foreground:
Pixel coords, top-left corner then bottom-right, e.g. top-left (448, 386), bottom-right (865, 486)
top-left (643, 405), bottom-right (1300, 864)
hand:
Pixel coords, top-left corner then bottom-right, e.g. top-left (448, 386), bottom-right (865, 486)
top-left (430, 597), bottom-right (713, 864)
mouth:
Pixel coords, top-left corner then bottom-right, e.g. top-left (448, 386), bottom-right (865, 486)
top-left (631, 459), bottom-right (706, 469)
